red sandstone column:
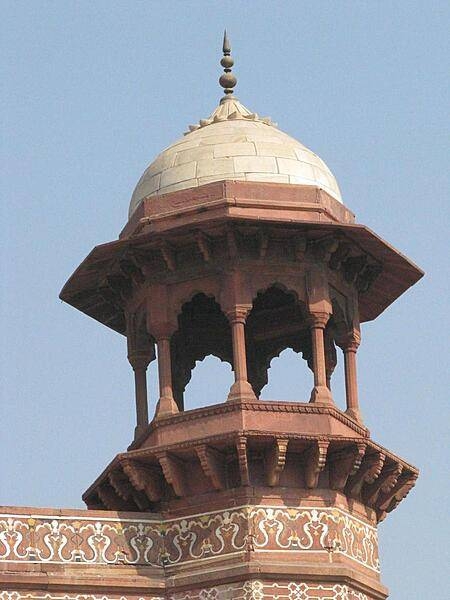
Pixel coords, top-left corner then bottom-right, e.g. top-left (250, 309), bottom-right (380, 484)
top-left (309, 312), bottom-right (333, 405)
top-left (338, 331), bottom-right (362, 422)
top-left (226, 307), bottom-right (257, 401)
top-left (155, 336), bottom-right (179, 418)
top-left (128, 354), bottom-right (150, 438)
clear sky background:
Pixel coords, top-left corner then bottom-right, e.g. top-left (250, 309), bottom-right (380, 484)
top-left (1, 2), bottom-right (449, 597)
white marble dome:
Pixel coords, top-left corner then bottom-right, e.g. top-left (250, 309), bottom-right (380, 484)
top-left (129, 97), bottom-right (342, 217)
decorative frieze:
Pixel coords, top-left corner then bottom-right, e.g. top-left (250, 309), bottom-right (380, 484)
top-left (0, 583), bottom-right (370, 600)
top-left (0, 505), bottom-right (379, 573)
top-left (168, 580), bottom-right (370, 599)
top-left (0, 594), bottom-right (163, 600)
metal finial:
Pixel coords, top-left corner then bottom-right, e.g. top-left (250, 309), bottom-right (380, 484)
top-left (222, 29), bottom-right (231, 55)
top-left (219, 30), bottom-right (236, 97)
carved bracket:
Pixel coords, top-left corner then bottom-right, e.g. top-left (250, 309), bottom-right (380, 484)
top-left (119, 252), bottom-right (145, 286)
top-left (236, 436), bottom-right (250, 486)
top-left (304, 440), bottom-right (329, 489)
top-left (343, 256), bottom-right (368, 283)
top-left (377, 471), bottom-right (418, 512)
top-left (108, 470), bottom-right (134, 501)
top-left (108, 470), bottom-right (151, 512)
top-left (329, 442), bottom-right (366, 491)
top-left (310, 236), bottom-right (339, 262)
top-left (258, 229), bottom-right (269, 259)
top-left (227, 228), bottom-right (239, 258)
top-left (329, 241), bottom-right (351, 270)
top-left (377, 472), bottom-right (418, 521)
top-left (356, 264), bottom-right (383, 293)
top-left (294, 235), bottom-right (307, 261)
top-left (196, 445), bottom-right (226, 490)
top-left (265, 437), bottom-right (289, 487)
top-left (157, 452), bottom-right (188, 497)
top-left (195, 231), bottom-right (211, 262)
top-left (345, 450), bottom-right (385, 499)
top-left (97, 484), bottom-right (129, 511)
top-left (121, 458), bottom-right (163, 502)
top-left (159, 242), bottom-right (176, 272)
top-left (363, 462), bottom-right (403, 507)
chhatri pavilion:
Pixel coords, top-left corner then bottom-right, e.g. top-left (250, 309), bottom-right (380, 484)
top-left (1, 33), bottom-right (423, 600)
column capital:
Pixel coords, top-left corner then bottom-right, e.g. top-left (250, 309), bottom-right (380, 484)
top-left (336, 330), bottom-right (361, 352)
top-left (127, 352), bottom-right (152, 371)
top-left (308, 311), bottom-right (330, 329)
top-left (225, 304), bottom-right (252, 324)
top-left (126, 308), bottom-right (155, 364)
top-left (149, 322), bottom-right (177, 342)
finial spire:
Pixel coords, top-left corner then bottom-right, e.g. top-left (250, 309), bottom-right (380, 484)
top-left (219, 29), bottom-right (237, 98)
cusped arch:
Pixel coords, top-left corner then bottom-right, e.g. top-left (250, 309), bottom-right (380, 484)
top-left (245, 284), bottom-right (311, 396)
top-left (248, 274), bottom-right (308, 309)
top-left (170, 292), bottom-right (233, 409)
top-left (167, 278), bottom-right (223, 332)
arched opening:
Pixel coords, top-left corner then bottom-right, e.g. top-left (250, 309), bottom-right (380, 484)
top-left (170, 293), bottom-right (233, 410)
top-left (183, 355), bottom-right (234, 409)
top-left (246, 285), bottom-right (313, 398)
top-left (259, 347), bottom-right (311, 401)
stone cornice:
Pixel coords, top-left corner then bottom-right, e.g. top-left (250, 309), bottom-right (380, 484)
top-left (130, 400), bottom-right (369, 446)
top-left (82, 420), bottom-right (417, 524)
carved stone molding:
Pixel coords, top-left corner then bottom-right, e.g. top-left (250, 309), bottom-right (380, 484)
top-left (145, 399), bottom-right (368, 435)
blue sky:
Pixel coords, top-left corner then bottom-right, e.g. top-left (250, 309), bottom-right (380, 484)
top-left (1, 2), bottom-right (449, 597)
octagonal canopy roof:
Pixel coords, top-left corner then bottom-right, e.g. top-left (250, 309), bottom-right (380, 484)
top-left (129, 96), bottom-right (342, 217)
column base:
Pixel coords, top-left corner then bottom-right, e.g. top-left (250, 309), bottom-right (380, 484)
top-left (227, 380), bottom-right (257, 402)
top-left (309, 385), bottom-right (333, 405)
top-left (155, 395), bottom-right (179, 418)
top-left (346, 407), bottom-right (363, 423)
top-left (133, 424), bottom-right (148, 440)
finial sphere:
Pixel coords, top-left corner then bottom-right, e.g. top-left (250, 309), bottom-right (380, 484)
top-left (220, 56), bottom-right (234, 69)
top-left (219, 72), bottom-right (237, 90)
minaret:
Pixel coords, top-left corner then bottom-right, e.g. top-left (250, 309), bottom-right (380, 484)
top-left (57, 35), bottom-right (423, 598)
